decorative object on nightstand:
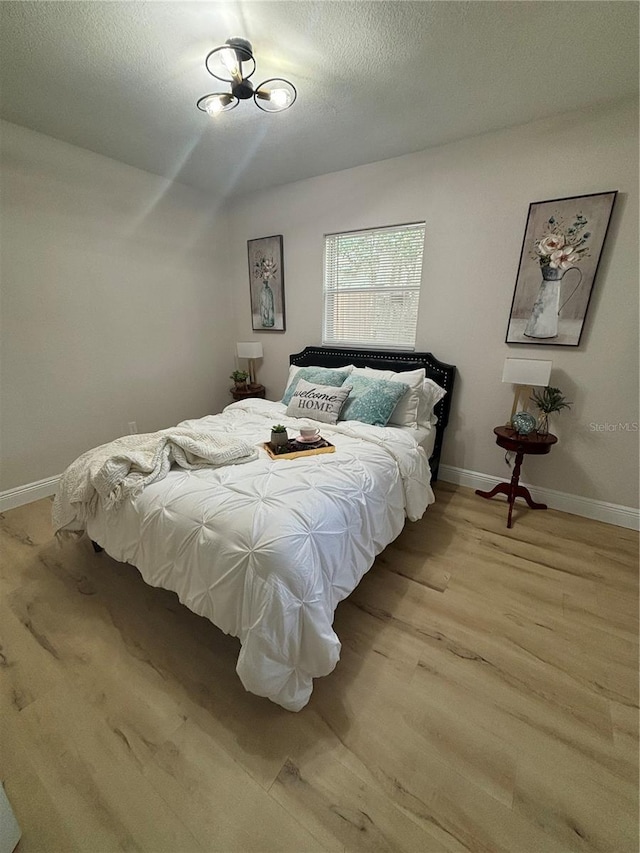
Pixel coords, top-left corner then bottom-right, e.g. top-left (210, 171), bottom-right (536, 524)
top-left (230, 369), bottom-right (249, 391)
top-left (476, 426), bottom-right (557, 528)
top-left (236, 341), bottom-right (264, 387)
top-left (502, 358), bottom-right (552, 425)
top-left (530, 385), bottom-right (572, 435)
top-left (510, 411), bottom-right (537, 435)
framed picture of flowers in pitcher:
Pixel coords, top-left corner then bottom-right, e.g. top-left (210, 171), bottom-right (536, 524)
top-left (248, 235), bottom-right (286, 332)
top-left (506, 191), bottom-right (617, 346)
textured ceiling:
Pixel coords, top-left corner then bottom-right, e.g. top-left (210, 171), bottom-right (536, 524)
top-left (1, 1), bottom-right (638, 198)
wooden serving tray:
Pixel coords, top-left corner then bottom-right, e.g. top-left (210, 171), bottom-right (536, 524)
top-left (262, 439), bottom-right (335, 460)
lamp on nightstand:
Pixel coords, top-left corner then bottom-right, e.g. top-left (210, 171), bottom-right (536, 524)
top-left (236, 341), bottom-right (263, 387)
top-left (502, 358), bottom-right (552, 423)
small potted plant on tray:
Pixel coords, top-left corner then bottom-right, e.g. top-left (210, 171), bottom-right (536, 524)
top-left (270, 424), bottom-right (288, 452)
top-left (230, 369), bottom-right (249, 391)
top-left (530, 386), bottom-right (572, 435)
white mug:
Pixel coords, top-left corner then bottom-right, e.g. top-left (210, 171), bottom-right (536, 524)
top-left (300, 427), bottom-right (320, 439)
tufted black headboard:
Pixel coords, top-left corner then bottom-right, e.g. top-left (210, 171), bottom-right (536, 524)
top-left (289, 346), bottom-right (456, 482)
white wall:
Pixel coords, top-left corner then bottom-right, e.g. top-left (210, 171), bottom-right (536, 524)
top-left (227, 98), bottom-right (639, 509)
top-left (0, 121), bottom-right (233, 491)
top-left (2, 100), bottom-right (637, 511)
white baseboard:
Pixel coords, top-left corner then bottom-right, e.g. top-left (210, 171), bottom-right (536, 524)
top-left (0, 475), bottom-right (60, 513)
top-left (439, 465), bottom-right (639, 531)
top-left (2, 469), bottom-right (638, 532)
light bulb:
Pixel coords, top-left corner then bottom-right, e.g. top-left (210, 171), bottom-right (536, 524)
top-left (205, 95), bottom-right (225, 115)
top-left (269, 88), bottom-right (290, 109)
top-left (254, 79), bottom-right (296, 112)
top-left (197, 92), bottom-right (237, 115)
top-left (220, 48), bottom-right (240, 78)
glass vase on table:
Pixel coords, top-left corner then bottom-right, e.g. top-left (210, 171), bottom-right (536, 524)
top-left (536, 413), bottom-right (549, 435)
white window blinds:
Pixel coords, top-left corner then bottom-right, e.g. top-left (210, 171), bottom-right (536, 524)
top-left (323, 222), bottom-right (425, 349)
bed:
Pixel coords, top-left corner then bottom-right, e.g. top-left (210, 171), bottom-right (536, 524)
top-left (63, 347), bottom-right (456, 711)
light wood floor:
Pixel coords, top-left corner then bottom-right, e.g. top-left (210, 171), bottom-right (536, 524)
top-left (0, 483), bottom-right (638, 853)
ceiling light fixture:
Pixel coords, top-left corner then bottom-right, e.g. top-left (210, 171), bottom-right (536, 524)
top-left (197, 37), bottom-right (296, 116)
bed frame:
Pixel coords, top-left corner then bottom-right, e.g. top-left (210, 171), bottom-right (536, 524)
top-left (290, 347), bottom-right (456, 482)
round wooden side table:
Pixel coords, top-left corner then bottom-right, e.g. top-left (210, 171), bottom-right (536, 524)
top-left (476, 426), bottom-right (557, 528)
top-left (230, 384), bottom-right (266, 402)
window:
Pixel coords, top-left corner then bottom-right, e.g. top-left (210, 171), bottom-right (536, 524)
top-left (323, 222), bottom-right (425, 349)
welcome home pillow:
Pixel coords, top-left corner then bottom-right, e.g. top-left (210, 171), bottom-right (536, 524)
top-left (281, 367), bottom-right (351, 406)
top-left (339, 375), bottom-right (409, 427)
top-left (285, 379), bottom-right (351, 424)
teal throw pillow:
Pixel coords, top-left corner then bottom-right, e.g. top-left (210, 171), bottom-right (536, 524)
top-left (282, 367), bottom-right (351, 405)
top-left (340, 375), bottom-right (409, 427)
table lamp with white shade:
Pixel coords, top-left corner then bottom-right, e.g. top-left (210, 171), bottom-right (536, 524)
top-left (502, 358), bottom-right (552, 423)
top-left (236, 341), bottom-right (263, 387)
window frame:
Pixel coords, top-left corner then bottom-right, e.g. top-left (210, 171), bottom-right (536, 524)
top-left (322, 221), bottom-right (425, 351)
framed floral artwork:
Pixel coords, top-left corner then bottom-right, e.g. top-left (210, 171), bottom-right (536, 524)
top-left (506, 191), bottom-right (617, 346)
top-left (248, 235), bottom-right (286, 332)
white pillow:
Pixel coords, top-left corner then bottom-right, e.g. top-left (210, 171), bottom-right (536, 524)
top-left (418, 377), bottom-right (447, 426)
top-left (285, 378), bottom-right (351, 424)
top-left (351, 366), bottom-right (425, 428)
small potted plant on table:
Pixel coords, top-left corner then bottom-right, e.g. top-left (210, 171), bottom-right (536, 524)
top-left (530, 386), bottom-right (572, 435)
top-left (230, 370), bottom-right (249, 392)
top-left (270, 424), bottom-right (289, 452)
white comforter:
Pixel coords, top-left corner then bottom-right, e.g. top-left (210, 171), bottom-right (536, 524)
top-left (85, 399), bottom-right (434, 711)
top-left (52, 428), bottom-right (257, 534)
